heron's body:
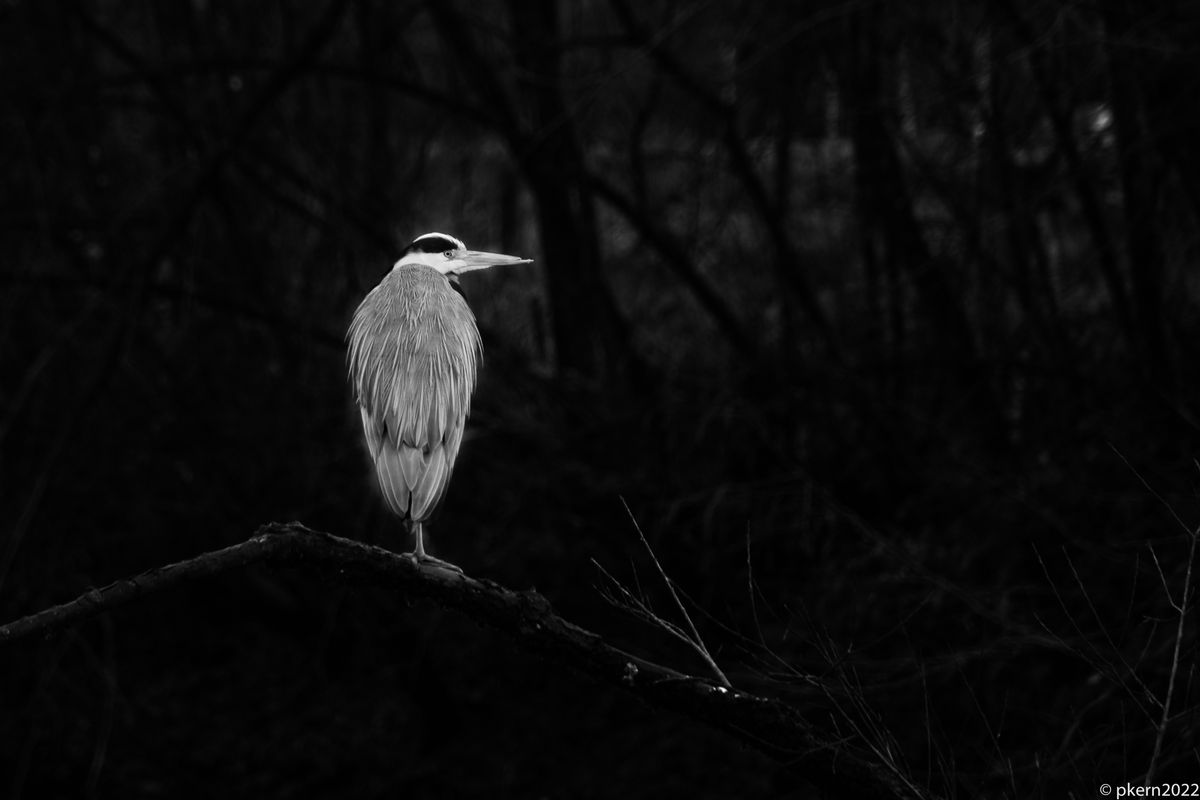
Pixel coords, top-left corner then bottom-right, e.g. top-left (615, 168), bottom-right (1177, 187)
top-left (347, 232), bottom-right (530, 569)
top-left (348, 264), bottom-right (478, 524)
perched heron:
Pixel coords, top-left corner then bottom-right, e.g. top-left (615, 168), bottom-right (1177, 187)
top-left (347, 232), bottom-right (532, 570)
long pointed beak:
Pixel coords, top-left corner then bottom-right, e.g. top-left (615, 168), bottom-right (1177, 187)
top-left (454, 250), bottom-right (533, 274)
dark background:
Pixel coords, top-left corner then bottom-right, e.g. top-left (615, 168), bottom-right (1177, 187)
top-left (3, 0), bottom-right (1199, 797)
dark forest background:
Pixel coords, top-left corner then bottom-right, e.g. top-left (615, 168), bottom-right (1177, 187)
top-left (3, 0), bottom-right (1199, 797)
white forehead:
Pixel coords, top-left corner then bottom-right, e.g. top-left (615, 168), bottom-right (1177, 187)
top-left (411, 232), bottom-right (466, 251)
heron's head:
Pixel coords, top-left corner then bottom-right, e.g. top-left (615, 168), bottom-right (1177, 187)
top-left (396, 232), bottom-right (532, 277)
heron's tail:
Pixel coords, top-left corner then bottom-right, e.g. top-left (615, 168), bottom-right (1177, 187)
top-left (374, 440), bottom-right (453, 522)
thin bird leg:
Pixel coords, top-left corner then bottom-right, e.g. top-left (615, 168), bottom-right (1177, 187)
top-left (408, 521), bottom-right (463, 574)
top-left (411, 521), bottom-right (428, 559)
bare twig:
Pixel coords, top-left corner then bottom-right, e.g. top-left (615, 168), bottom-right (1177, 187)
top-left (746, 526), bottom-right (767, 649)
top-left (591, 558), bottom-right (696, 647)
top-left (1145, 523), bottom-right (1198, 784)
top-left (1109, 445), bottom-right (1191, 533)
top-left (615, 498), bottom-right (731, 688)
top-left (1034, 450), bottom-right (1199, 783)
top-left (1032, 546), bottom-right (1158, 725)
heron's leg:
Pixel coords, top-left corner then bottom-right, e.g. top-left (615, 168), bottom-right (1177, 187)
top-left (407, 521), bottom-right (463, 574)
top-left (412, 521), bottom-right (428, 559)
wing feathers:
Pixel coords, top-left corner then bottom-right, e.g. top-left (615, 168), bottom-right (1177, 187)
top-left (370, 422), bottom-right (465, 521)
top-left (347, 265), bottom-right (480, 524)
top-left (376, 443), bottom-right (410, 517)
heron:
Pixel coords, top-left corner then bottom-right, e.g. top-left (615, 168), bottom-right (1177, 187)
top-left (347, 232), bottom-right (532, 571)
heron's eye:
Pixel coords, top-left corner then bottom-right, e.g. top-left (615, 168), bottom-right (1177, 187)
top-left (444, 250), bottom-right (455, 259)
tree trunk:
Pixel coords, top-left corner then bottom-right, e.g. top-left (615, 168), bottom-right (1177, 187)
top-left (1102, 0), bottom-right (1178, 396)
top-left (844, 5), bottom-right (978, 369)
top-left (842, 3), bottom-right (1009, 448)
top-left (428, 0), bottom-right (634, 381)
top-left (506, 0), bottom-right (631, 378)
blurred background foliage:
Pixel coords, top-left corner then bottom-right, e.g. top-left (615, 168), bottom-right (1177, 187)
top-left (2, 0), bottom-right (1199, 797)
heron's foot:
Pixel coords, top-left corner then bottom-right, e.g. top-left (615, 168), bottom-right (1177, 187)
top-left (404, 551), bottom-right (464, 575)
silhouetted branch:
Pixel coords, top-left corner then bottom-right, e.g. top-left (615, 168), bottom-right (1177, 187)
top-left (0, 522), bottom-right (933, 800)
top-left (0, 269), bottom-right (345, 351)
top-left (0, 0), bottom-right (357, 595)
top-left (584, 172), bottom-right (759, 360)
top-left (610, 0), bottom-right (839, 352)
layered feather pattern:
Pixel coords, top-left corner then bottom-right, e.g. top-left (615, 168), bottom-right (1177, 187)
top-left (347, 264), bottom-right (481, 523)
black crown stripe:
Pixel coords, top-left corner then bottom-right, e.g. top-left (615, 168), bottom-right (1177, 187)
top-left (405, 234), bottom-right (462, 254)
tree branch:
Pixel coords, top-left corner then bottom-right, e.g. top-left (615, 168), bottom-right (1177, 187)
top-left (583, 170), bottom-right (759, 360)
top-left (609, 0), bottom-right (839, 352)
top-left (0, 522), bottom-right (933, 800)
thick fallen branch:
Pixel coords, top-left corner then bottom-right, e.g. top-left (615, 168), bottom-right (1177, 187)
top-left (0, 522), bottom-right (931, 800)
